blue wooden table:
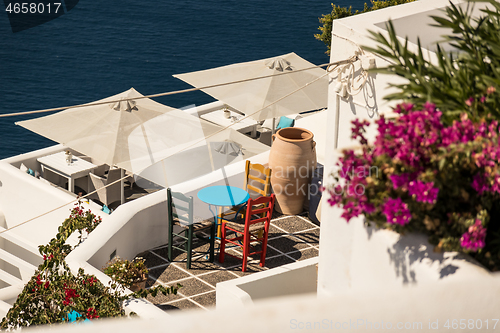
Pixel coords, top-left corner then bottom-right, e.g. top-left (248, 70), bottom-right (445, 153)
top-left (197, 185), bottom-right (249, 237)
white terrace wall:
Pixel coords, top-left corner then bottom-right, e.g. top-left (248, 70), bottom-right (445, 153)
top-left (3, 144), bottom-right (63, 172)
top-left (0, 139), bottom-right (269, 318)
top-left (318, 0), bottom-right (497, 298)
top-left (0, 145), bottom-right (104, 286)
top-left (27, 274), bottom-right (500, 333)
top-left (64, 150), bottom-right (270, 318)
top-left (0, 145), bottom-right (108, 318)
top-left (0, 144), bottom-right (106, 246)
top-left (216, 257), bottom-right (318, 309)
top-left (81, 150), bottom-right (270, 271)
top-left (318, 205), bottom-right (494, 298)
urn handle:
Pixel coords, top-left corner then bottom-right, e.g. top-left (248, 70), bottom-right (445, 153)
top-left (272, 134), bottom-right (276, 142)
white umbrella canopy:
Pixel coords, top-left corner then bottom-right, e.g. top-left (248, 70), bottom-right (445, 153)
top-left (17, 88), bottom-right (269, 189)
top-left (17, 88), bottom-right (184, 172)
top-left (134, 126), bottom-right (269, 188)
top-left (173, 52), bottom-right (328, 121)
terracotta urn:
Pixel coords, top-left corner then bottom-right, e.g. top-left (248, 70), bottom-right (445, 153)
top-left (269, 127), bottom-right (316, 215)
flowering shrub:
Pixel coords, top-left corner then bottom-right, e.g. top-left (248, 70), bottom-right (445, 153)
top-left (0, 200), bottom-right (179, 330)
top-left (315, 0), bottom-right (415, 55)
top-left (65, 200), bottom-right (102, 245)
top-left (103, 257), bottom-right (148, 289)
top-left (326, 102), bottom-right (500, 271)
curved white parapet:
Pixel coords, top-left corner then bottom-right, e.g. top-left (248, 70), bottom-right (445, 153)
top-left (20, 273), bottom-right (500, 333)
top-left (216, 257), bottom-right (318, 310)
top-left (64, 150), bottom-right (270, 319)
top-left (0, 151), bottom-right (105, 247)
top-left (3, 144), bottom-right (64, 171)
top-left (0, 139), bottom-right (270, 318)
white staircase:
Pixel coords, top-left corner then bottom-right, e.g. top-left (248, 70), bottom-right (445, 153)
top-left (0, 226), bottom-right (41, 288)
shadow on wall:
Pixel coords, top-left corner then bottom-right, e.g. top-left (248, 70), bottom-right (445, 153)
top-left (362, 73), bottom-right (378, 118)
top-left (364, 221), bottom-right (485, 284)
top-left (343, 69), bottom-right (378, 119)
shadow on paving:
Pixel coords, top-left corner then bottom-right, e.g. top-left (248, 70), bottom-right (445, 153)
top-left (136, 213), bottom-right (320, 311)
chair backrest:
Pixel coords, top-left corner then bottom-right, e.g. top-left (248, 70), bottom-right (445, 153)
top-left (243, 194), bottom-right (275, 230)
top-left (94, 163), bottom-right (109, 177)
top-left (88, 168), bottom-right (122, 206)
top-left (106, 168), bottom-right (122, 185)
top-left (79, 156), bottom-right (109, 176)
top-left (167, 188), bottom-right (193, 227)
top-left (244, 161), bottom-right (272, 199)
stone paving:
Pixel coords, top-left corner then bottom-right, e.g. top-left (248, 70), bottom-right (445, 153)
top-left (135, 212), bottom-right (320, 312)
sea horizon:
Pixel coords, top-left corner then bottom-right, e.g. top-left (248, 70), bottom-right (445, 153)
top-left (0, 0), bottom-right (367, 159)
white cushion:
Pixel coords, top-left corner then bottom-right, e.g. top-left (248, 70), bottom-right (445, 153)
top-left (19, 163), bottom-right (28, 173)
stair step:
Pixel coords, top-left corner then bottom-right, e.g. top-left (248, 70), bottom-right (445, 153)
top-left (0, 248), bottom-right (37, 273)
top-left (0, 299), bottom-right (12, 318)
top-left (0, 226), bottom-right (40, 256)
top-left (0, 269), bottom-right (22, 286)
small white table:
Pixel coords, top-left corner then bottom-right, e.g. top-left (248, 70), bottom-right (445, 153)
top-left (37, 151), bottom-right (97, 193)
top-left (200, 110), bottom-right (258, 137)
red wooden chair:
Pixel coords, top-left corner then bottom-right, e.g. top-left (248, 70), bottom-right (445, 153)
top-left (219, 194), bottom-right (275, 272)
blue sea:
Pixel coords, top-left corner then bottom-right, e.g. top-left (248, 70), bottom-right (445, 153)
top-left (0, 0), bottom-right (366, 159)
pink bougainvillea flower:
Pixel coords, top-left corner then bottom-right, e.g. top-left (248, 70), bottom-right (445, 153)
top-left (351, 119), bottom-right (370, 145)
top-left (390, 173), bottom-right (410, 190)
top-left (408, 180), bottom-right (439, 204)
top-left (471, 174), bottom-right (489, 195)
top-left (340, 201), bottom-right (364, 222)
top-left (381, 197), bottom-right (412, 226)
top-left (460, 220), bottom-right (487, 252)
top-left (394, 102), bottom-right (414, 114)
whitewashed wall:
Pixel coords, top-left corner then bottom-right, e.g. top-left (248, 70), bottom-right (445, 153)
top-left (27, 274), bottom-right (500, 333)
top-left (318, 0), bottom-right (496, 298)
top-left (216, 257), bottom-right (318, 309)
top-left (0, 145), bottom-right (106, 246)
top-left (0, 136), bottom-right (269, 317)
top-left (64, 150), bottom-right (270, 318)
